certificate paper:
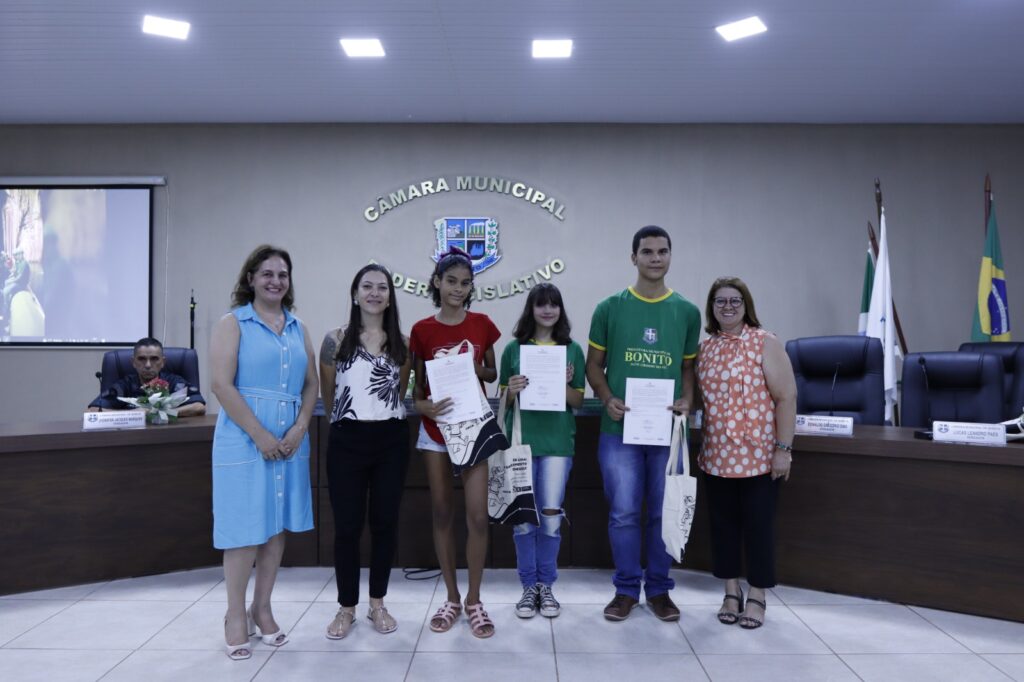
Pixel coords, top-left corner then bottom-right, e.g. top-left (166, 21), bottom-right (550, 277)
top-left (424, 352), bottom-right (484, 424)
top-left (519, 345), bottom-right (567, 412)
top-left (623, 378), bottom-right (675, 445)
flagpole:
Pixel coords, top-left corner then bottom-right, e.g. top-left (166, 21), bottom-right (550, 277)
top-left (984, 174), bottom-right (992, 234)
top-left (874, 178), bottom-right (882, 228)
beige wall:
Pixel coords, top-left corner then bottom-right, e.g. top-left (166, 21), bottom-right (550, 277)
top-left (1, 124), bottom-right (1021, 423)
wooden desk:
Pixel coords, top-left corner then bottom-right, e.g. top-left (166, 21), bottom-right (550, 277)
top-left (0, 416), bottom-right (320, 594)
top-left (3, 416), bottom-right (1022, 622)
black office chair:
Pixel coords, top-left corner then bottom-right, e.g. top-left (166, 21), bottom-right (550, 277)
top-left (95, 347), bottom-right (202, 395)
top-left (901, 352), bottom-right (1003, 428)
top-left (785, 335), bottom-right (885, 425)
top-left (957, 342), bottom-right (1024, 420)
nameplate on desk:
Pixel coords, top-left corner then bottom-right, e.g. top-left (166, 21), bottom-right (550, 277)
top-left (932, 421), bottom-right (1006, 446)
top-left (82, 411), bottom-right (146, 431)
top-left (794, 415), bottom-right (854, 436)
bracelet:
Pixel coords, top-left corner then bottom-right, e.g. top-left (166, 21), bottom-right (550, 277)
top-left (774, 440), bottom-right (793, 453)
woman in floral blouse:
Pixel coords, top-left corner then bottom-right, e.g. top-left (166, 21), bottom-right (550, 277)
top-left (318, 264), bottom-right (411, 639)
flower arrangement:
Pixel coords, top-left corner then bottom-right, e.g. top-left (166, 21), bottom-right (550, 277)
top-left (118, 378), bottom-right (189, 424)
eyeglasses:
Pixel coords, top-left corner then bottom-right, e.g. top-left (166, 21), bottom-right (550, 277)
top-left (713, 297), bottom-right (744, 309)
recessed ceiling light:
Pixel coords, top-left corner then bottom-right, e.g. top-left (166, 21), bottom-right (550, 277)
top-left (532, 39), bottom-right (573, 59)
top-left (142, 15), bottom-right (190, 40)
top-left (340, 38), bottom-right (386, 58)
top-left (715, 16), bottom-right (767, 42)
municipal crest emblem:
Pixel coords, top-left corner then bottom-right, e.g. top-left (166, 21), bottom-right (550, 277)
top-left (433, 217), bottom-right (500, 274)
top-left (642, 327), bottom-right (658, 345)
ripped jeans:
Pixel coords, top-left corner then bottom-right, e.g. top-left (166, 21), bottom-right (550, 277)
top-left (513, 455), bottom-right (573, 588)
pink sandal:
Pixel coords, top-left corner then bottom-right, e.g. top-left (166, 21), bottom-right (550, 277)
top-left (465, 601), bottom-right (495, 639)
top-left (429, 600), bottom-right (462, 633)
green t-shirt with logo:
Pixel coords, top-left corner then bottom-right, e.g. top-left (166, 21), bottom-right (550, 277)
top-left (588, 287), bottom-right (701, 436)
top-left (499, 339), bottom-right (586, 456)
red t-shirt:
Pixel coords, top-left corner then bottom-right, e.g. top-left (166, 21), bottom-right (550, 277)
top-left (409, 311), bottom-right (501, 444)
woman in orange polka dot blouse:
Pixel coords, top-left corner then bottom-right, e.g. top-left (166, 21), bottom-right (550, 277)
top-left (696, 276), bottom-right (797, 630)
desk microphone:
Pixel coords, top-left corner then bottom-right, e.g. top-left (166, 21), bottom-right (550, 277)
top-left (189, 290), bottom-right (197, 350)
top-left (829, 362), bottom-right (841, 417)
top-left (919, 356), bottom-right (933, 427)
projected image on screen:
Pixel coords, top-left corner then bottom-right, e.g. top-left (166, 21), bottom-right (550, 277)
top-left (1, 187), bottom-right (150, 345)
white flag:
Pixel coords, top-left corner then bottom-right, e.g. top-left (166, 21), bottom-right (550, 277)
top-left (865, 208), bottom-right (902, 423)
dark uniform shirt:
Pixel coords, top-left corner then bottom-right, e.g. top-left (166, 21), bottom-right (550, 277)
top-left (88, 370), bottom-right (205, 410)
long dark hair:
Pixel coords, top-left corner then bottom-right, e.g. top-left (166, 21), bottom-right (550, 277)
top-left (336, 264), bottom-right (408, 365)
top-left (231, 244), bottom-right (295, 310)
top-left (513, 283), bottom-right (572, 345)
top-left (428, 247), bottom-right (475, 309)
top-left (704, 276), bottom-right (762, 335)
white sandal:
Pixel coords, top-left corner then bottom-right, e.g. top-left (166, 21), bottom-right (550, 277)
top-left (249, 607), bottom-right (289, 647)
top-left (223, 616), bottom-right (252, 661)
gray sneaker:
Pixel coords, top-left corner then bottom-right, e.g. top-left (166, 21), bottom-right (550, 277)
top-left (537, 583), bottom-right (560, 618)
top-left (515, 585), bottom-right (539, 618)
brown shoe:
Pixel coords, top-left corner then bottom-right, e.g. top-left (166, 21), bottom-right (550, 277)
top-left (603, 594), bottom-right (639, 621)
top-left (646, 593), bottom-right (681, 621)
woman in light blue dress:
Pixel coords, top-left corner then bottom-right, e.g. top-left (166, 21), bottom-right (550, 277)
top-left (210, 245), bottom-right (318, 660)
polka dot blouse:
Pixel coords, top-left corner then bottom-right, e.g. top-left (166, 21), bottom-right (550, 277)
top-left (697, 325), bottom-right (777, 478)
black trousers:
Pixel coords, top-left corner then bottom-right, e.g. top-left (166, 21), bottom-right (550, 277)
top-left (326, 418), bottom-right (409, 607)
top-left (703, 472), bottom-right (781, 588)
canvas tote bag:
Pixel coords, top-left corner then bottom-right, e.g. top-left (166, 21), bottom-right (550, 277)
top-left (662, 413), bottom-right (698, 562)
top-left (487, 394), bottom-right (539, 525)
top-left (433, 340), bottom-right (510, 476)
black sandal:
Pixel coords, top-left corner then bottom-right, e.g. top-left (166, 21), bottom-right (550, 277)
top-left (717, 589), bottom-right (744, 625)
top-left (739, 597), bottom-right (766, 629)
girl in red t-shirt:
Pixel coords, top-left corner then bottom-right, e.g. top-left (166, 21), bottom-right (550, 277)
top-left (409, 249), bottom-right (500, 639)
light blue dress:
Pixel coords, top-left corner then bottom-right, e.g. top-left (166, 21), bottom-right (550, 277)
top-left (212, 303), bottom-right (314, 549)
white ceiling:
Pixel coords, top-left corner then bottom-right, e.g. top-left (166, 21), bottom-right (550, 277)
top-left (2, 0), bottom-right (1023, 124)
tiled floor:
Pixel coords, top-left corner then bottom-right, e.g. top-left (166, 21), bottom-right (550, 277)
top-left (2, 566), bottom-right (1023, 681)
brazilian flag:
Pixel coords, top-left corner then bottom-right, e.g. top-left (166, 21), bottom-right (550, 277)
top-left (971, 203), bottom-right (1011, 341)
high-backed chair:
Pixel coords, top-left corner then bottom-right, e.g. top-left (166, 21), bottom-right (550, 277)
top-left (785, 335), bottom-right (885, 425)
top-left (95, 347), bottom-right (202, 395)
top-left (901, 352), bottom-right (1003, 428)
top-left (957, 342), bottom-right (1024, 419)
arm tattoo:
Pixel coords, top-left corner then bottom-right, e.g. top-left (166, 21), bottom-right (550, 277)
top-left (319, 332), bottom-right (338, 366)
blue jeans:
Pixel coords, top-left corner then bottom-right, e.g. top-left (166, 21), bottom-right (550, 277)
top-left (597, 433), bottom-right (674, 600)
top-left (513, 455), bottom-right (573, 588)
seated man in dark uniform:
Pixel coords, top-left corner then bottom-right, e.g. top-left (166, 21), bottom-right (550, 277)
top-left (87, 337), bottom-right (206, 415)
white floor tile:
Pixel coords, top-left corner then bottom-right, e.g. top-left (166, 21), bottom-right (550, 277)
top-left (552, 602), bottom-right (692, 654)
top-left (141, 600), bottom-right (310, 651)
top-left (791, 604), bottom-right (969, 654)
top-left (284, 601), bottom-right (428, 652)
top-left (417, 593), bottom-right (553, 652)
top-left (682, 603), bottom-right (831, 655)
top-left (912, 607), bottom-right (1024, 654)
top-left (2, 567), bottom-right (1019, 681)
top-left (102, 648), bottom-right (272, 682)
top-left (536, 569), bottom-right (614, 604)
top-left (85, 567), bottom-right (223, 602)
top-left (700, 654), bottom-right (859, 681)
top-left (0, 582), bottom-right (108, 602)
top-left (5, 600), bottom-right (190, 650)
top-left (199, 566), bottom-right (334, 603)
top-left (255, 651), bottom-right (412, 682)
top-left (407, 652), bottom-right (557, 682)
top-left (774, 584), bottom-right (887, 606)
top-left (984, 654), bottom-right (1024, 681)
top-left (314, 567), bottom-right (439, 604)
top-left (841, 653), bottom-right (1014, 682)
top-left (0, 649), bottom-right (130, 682)
top-left (557, 652), bottom-right (707, 681)
top-left (0, 600), bottom-right (74, 646)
